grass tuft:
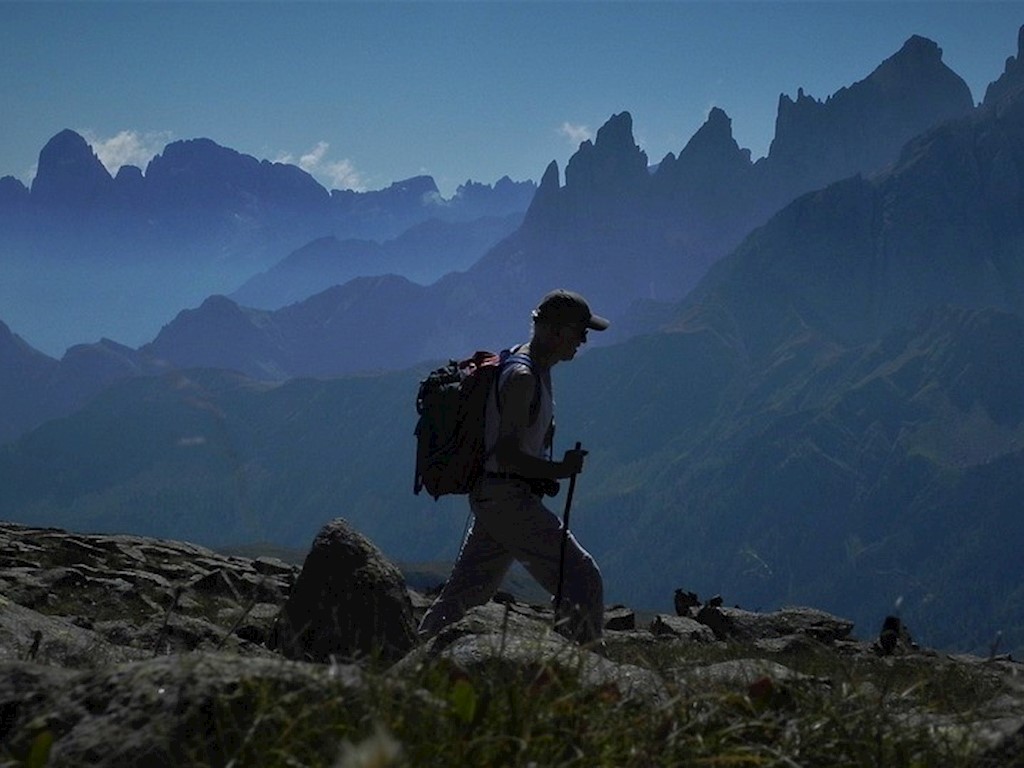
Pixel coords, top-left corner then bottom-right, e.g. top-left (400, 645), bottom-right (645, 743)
top-left (3, 635), bottom-right (1013, 767)
top-left (191, 640), bottom-right (1000, 767)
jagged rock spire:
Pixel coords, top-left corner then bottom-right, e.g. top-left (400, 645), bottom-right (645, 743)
top-left (767, 34), bottom-right (971, 185)
top-left (982, 25), bottom-right (1024, 111)
top-left (30, 129), bottom-right (113, 208)
top-left (677, 107), bottom-right (752, 174)
top-left (564, 111), bottom-right (649, 193)
top-left (522, 160), bottom-right (562, 230)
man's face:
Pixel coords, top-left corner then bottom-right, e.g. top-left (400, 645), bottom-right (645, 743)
top-left (556, 322), bottom-right (588, 360)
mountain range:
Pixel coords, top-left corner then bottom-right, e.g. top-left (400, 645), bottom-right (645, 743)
top-left (3, 28), bottom-right (1024, 656)
top-left (0, 131), bottom-right (535, 355)
top-left (77, 33), bottom-right (982, 379)
top-left (228, 211), bottom-right (524, 309)
top-left (0, 33), bottom-right (974, 444)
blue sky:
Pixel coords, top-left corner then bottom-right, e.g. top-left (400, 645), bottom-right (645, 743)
top-left (2, 1), bottom-right (1021, 198)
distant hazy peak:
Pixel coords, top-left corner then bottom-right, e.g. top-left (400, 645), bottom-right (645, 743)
top-left (593, 111), bottom-right (636, 150)
top-left (679, 107), bottom-right (751, 166)
top-left (890, 34), bottom-right (943, 66)
top-left (384, 175), bottom-right (439, 195)
top-left (0, 175), bottom-right (29, 205)
top-left (41, 128), bottom-right (92, 156)
top-left (31, 128), bottom-right (113, 207)
top-left (537, 160), bottom-right (560, 191)
top-left (564, 111), bottom-right (649, 194)
top-left (768, 32), bottom-right (972, 178)
top-left (982, 24), bottom-right (1024, 110)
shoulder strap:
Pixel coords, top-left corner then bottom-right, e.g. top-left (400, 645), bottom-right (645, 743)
top-left (496, 347), bottom-right (542, 424)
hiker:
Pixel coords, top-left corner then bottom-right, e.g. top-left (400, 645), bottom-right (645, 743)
top-left (418, 289), bottom-right (608, 643)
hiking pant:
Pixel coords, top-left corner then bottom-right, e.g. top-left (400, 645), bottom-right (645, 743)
top-left (418, 476), bottom-right (604, 643)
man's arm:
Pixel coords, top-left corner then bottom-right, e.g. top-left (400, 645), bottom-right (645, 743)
top-left (492, 369), bottom-right (585, 480)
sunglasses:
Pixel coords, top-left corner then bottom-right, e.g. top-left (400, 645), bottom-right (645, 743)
top-left (566, 325), bottom-right (588, 342)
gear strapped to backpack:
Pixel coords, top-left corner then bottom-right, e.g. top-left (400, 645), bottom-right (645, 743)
top-left (413, 347), bottom-right (549, 499)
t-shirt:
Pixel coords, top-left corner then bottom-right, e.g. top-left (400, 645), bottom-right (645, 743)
top-left (483, 354), bottom-right (553, 472)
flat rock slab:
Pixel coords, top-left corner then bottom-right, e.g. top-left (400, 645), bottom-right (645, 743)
top-left (0, 522), bottom-right (297, 658)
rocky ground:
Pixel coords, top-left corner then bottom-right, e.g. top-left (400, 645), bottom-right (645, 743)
top-left (1, 520), bottom-right (1022, 767)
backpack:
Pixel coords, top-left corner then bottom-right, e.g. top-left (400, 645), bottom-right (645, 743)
top-left (413, 348), bottom-right (540, 499)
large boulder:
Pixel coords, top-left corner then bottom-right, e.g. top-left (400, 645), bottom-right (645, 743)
top-left (269, 518), bottom-right (416, 663)
top-left (392, 602), bottom-right (668, 705)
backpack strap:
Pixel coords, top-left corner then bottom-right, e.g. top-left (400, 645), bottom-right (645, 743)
top-left (496, 347), bottom-right (554, 456)
top-left (497, 347), bottom-right (541, 423)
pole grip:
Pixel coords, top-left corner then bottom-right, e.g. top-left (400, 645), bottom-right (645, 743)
top-left (564, 441), bottom-right (582, 509)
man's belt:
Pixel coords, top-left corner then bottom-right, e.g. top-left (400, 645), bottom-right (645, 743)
top-left (482, 472), bottom-right (560, 497)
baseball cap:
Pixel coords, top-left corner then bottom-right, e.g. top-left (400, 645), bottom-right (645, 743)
top-left (534, 289), bottom-right (610, 331)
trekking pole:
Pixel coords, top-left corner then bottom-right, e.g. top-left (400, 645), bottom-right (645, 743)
top-left (554, 441), bottom-right (582, 628)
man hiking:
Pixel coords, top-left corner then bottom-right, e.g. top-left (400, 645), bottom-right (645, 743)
top-left (418, 289), bottom-right (609, 644)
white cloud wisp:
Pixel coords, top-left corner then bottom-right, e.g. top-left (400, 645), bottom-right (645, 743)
top-left (278, 141), bottom-right (366, 191)
top-left (83, 130), bottom-right (172, 176)
top-left (559, 122), bottom-right (592, 146)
